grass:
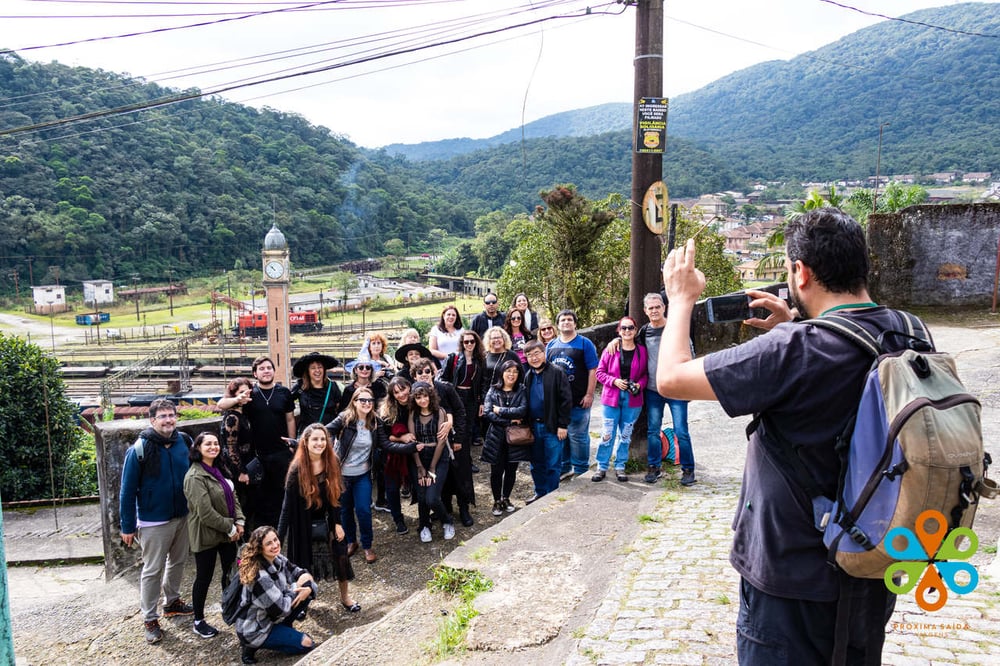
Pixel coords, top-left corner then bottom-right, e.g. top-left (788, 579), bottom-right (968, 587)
top-left (425, 566), bottom-right (494, 660)
top-left (490, 534), bottom-right (509, 544)
top-left (983, 544), bottom-right (997, 555)
top-left (637, 513), bottom-right (661, 524)
top-left (469, 546), bottom-right (494, 563)
top-left (714, 593), bottom-right (730, 605)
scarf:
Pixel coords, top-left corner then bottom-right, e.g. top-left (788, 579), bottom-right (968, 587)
top-left (201, 462), bottom-right (236, 518)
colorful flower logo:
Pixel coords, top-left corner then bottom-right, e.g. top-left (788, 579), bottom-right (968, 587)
top-left (884, 509), bottom-right (979, 611)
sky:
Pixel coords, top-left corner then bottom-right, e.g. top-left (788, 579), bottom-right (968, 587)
top-left (2, 0), bottom-right (991, 148)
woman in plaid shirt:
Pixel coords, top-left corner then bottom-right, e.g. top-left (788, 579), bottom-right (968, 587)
top-left (235, 526), bottom-right (319, 664)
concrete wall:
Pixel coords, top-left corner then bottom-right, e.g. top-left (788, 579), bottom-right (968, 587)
top-left (868, 203), bottom-right (1000, 307)
top-left (94, 417), bottom-right (220, 580)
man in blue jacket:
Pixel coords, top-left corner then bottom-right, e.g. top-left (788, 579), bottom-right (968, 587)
top-left (119, 398), bottom-right (194, 644)
top-left (523, 340), bottom-right (572, 502)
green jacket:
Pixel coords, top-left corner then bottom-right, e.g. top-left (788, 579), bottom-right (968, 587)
top-left (183, 462), bottom-right (245, 553)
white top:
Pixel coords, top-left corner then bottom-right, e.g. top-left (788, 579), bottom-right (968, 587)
top-left (429, 325), bottom-right (463, 357)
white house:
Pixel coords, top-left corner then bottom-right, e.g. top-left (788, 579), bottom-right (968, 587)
top-left (32, 285), bottom-right (68, 314)
top-left (82, 279), bottom-right (114, 306)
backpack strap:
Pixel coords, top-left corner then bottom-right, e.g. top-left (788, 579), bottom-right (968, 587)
top-left (807, 315), bottom-right (882, 357)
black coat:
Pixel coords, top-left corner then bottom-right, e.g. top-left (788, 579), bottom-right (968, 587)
top-left (276, 465), bottom-right (341, 575)
top-left (523, 363), bottom-right (572, 435)
top-left (481, 385), bottom-right (531, 465)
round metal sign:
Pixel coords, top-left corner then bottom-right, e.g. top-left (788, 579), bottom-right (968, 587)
top-left (642, 181), bottom-right (669, 235)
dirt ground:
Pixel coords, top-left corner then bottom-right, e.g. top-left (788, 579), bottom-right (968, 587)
top-left (10, 462), bottom-right (535, 666)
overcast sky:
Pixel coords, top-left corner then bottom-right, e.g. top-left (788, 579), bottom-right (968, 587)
top-left (3, 1), bottom-right (989, 148)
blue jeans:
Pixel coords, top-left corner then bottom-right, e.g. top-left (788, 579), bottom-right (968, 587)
top-left (340, 472), bottom-right (374, 550)
top-left (645, 390), bottom-right (694, 471)
top-left (530, 423), bottom-right (562, 496)
top-left (596, 397), bottom-right (641, 471)
top-left (260, 598), bottom-right (313, 655)
top-left (561, 406), bottom-right (591, 475)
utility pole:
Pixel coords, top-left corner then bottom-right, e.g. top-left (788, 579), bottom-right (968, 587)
top-left (132, 274), bottom-right (140, 321)
top-left (873, 122), bottom-right (890, 214)
top-left (166, 269), bottom-right (175, 317)
top-left (1, 488), bottom-right (16, 665)
top-left (629, 0), bottom-right (665, 326)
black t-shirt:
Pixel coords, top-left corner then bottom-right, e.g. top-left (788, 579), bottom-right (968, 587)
top-left (244, 384), bottom-right (294, 456)
top-left (704, 307), bottom-right (905, 602)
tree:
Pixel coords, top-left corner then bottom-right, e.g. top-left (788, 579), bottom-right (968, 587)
top-left (383, 238), bottom-right (406, 269)
top-left (843, 182), bottom-right (929, 224)
top-left (499, 186), bottom-right (617, 325)
top-left (0, 334), bottom-right (97, 500)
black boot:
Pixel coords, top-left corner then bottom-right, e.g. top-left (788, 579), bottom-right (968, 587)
top-left (241, 646), bottom-right (258, 664)
top-left (459, 505), bottom-right (474, 527)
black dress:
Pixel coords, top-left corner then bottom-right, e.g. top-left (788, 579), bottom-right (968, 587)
top-left (277, 466), bottom-right (353, 582)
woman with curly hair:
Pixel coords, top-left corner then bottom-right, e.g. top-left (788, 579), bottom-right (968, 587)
top-left (235, 526), bottom-right (317, 664)
top-left (511, 292), bottom-right (539, 333)
top-left (365, 332), bottom-right (399, 381)
top-left (277, 424), bottom-right (359, 614)
top-left (379, 376), bottom-right (419, 534)
top-left (219, 377), bottom-right (256, 525)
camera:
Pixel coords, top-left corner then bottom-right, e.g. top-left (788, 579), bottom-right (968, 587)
top-left (626, 381), bottom-right (641, 396)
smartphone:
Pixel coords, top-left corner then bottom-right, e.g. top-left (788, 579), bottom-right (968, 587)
top-left (705, 293), bottom-right (751, 323)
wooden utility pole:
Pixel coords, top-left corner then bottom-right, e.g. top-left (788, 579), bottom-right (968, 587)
top-left (629, 0), bottom-right (665, 326)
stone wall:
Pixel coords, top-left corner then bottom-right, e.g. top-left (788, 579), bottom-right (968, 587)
top-left (868, 203), bottom-right (1000, 307)
top-left (94, 417), bottom-right (220, 580)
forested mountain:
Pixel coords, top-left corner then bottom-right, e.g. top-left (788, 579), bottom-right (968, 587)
top-left (0, 55), bottom-right (475, 286)
top-left (667, 3), bottom-right (1000, 179)
top-left (406, 130), bottom-right (738, 212)
top-left (382, 103), bottom-right (631, 162)
top-left (395, 3), bottom-right (999, 181)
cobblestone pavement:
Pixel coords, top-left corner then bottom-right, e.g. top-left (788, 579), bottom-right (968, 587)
top-left (568, 468), bottom-right (1000, 665)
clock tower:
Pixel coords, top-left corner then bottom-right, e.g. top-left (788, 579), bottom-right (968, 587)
top-left (262, 223), bottom-right (292, 387)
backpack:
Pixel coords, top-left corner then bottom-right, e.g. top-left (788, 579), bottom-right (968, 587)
top-left (220, 573), bottom-right (248, 625)
top-left (132, 431), bottom-right (192, 476)
top-left (763, 310), bottom-right (995, 580)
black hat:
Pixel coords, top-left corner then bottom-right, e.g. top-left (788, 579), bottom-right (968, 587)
top-left (292, 352), bottom-right (339, 378)
top-left (394, 343), bottom-right (434, 365)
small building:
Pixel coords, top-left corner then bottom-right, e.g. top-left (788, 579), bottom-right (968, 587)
top-left (32, 285), bottom-right (68, 314)
top-left (926, 171), bottom-right (962, 184)
top-left (962, 172), bottom-right (992, 183)
top-left (82, 280), bottom-right (114, 307)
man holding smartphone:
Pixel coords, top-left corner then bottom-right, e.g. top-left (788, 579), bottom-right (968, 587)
top-left (656, 208), bottom-right (897, 663)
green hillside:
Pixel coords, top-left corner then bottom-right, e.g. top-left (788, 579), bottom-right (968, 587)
top-left (0, 54), bottom-right (476, 286)
top-left (667, 2), bottom-right (1000, 179)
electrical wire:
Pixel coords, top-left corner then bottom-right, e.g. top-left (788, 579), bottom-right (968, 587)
top-left (817, 0), bottom-right (1000, 39)
top-left (0, 1), bottom-right (610, 137)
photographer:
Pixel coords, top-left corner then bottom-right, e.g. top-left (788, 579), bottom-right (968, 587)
top-left (592, 317), bottom-right (647, 482)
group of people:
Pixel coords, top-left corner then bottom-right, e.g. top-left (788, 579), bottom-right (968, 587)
top-left (116, 287), bottom-right (702, 663)
top-left (119, 207), bottom-right (911, 664)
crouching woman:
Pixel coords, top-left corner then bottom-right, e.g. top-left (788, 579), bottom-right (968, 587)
top-left (235, 526), bottom-right (318, 664)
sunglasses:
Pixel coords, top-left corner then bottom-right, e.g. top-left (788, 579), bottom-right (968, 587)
top-left (463, 339), bottom-right (477, 345)
top-left (620, 325), bottom-right (636, 331)
top-left (539, 327), bottom-right (554, 332)
top-left (510, 316), bottom-right (522, 321)
top-left (357, 365), bottom-right (373, 371)
top-left (484, 299), bottom-right (497, 305)
top-left (415, 368), bottom-right (434, 375)
top-left (355, 397), bottom-right (374, 404)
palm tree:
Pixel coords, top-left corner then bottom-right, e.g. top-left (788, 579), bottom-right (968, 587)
top-left (756, 189), bottom-right (831, 279)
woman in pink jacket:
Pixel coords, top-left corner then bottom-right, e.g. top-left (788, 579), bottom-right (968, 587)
top-left (593, 317), bottom-right (648, 482)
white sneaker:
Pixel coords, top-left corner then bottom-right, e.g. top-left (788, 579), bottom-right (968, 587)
top-left (420, 527), bottom-right (432, 543)
top-left (443, 523), bottom-right (455, 540)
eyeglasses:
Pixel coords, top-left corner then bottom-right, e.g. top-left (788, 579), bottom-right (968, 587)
top-left (415, 368), bottom-right (434, 375)
top-left (463, 339), bottom-right (477, 345)
top-left (154, 413), bottom-right (177, 420)
top-left (484, 299), bottom-right (497, 305)
top-left (355, 397), bottom-right (374, 404)
top-left (620, 325), bottom-right (636, 331)
top-left (509, 316), bottom-right (522, 322)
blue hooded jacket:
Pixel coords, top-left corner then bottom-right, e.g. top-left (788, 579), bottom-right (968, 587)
top-left (119, 427), bottom-right (191, 534)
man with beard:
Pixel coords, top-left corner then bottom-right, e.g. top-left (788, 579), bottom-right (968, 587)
top-left (119, 399), bottom-right (194, 644)
top-left (469, 292), bottom-right (506, 339)
top-left (218, 356), bottom-right (295, 529)
top-left (656, 208), bottom-right (902, 663)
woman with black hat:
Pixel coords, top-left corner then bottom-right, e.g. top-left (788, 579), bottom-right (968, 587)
top-left (394, 341), bottom-right (437, 383)
top-left (290, 352), bottom-right (343, 437)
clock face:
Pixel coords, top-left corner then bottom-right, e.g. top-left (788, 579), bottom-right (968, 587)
top-left (264, 260), bottom-right (285, 280)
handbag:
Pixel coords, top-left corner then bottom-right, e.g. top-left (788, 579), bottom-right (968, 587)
top-left (311, 519), bottom-right (330, 542)
top-left (221, 574), bottom-right (248, 625)
top-left (245, 457), bottom-right (264, 485)
top-left (505, 424), bottom-right (534, 446)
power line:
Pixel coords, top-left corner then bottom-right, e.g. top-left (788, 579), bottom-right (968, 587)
top-left (817, 0), bottom-right (1000, 39)
top-left (0, 1), bottom-right (610, 137)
